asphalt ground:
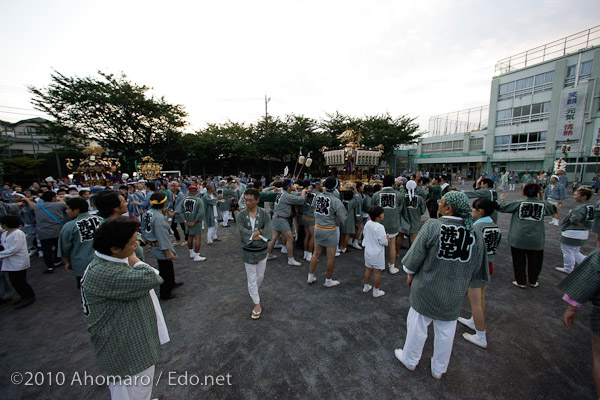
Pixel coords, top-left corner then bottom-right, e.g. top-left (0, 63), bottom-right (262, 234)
top-left (0, 187), bottom-right (599, 400)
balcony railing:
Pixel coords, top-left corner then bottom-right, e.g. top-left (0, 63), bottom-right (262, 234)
top-left (494, 26), bottom-right (600, 76)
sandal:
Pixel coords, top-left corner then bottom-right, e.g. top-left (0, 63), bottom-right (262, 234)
top-left (251, 308), bottom-right (262, 320)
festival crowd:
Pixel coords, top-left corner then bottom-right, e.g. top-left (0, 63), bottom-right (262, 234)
top-left (0, 169), bottom-right (599, 399)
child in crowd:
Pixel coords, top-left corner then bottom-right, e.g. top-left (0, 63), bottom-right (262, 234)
top-left (556, 188), bottom-right (595, 274)
top-left (459, 198), bottom-right (502, 348)
top-left (362, 206), bottom-right (388, 298)
top-left (0, 215), bottom-right (35, 309)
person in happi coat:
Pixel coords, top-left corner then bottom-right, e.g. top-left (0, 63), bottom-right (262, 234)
top-left (399, 180), bottom-right (427, 247)
top-left (464, 177), bottom-right (500, 223)
top-left (169, 182), bottom-right (187, 246)
top-left (59, 198), bottom-right (102, 288)
top-left (498, 183), bottom-right (557, 288)
top-left (556, 188), bottom-right (595, 274)
top-left (203, 184), bottom-right (224, 246)
top-left (558, 249), bottom-right (600, 398)
top-left (544, 175), bottom-right (567, 226)
top-left (307, 177), bottom-right (347, 287)
top-left (236, 188), bottom-right (272, 320)
top-left (141, 192), bottom-right (178, 300)
top-left (181, 186), bottom-right (206, 262)
top-left (266, 179), bottom-right (306, 266)
top-left (395, 191), bottom-right (487, 380)
top-left (81, 217), bottom-right (169, 400)
top-left (372, 175), bottom-right (403, 275)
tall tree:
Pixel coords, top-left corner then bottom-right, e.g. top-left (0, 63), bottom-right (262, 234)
top-left (28, 70), bottom-right (188, 167)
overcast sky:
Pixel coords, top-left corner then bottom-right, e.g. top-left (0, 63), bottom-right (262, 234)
top-left (1, 0), bottom-right (599, 134)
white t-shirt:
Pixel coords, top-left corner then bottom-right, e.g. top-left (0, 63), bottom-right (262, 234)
top-left (0, 230), bottom-right (30, 271)
top-left (362, 220), bottom-right (388, 269)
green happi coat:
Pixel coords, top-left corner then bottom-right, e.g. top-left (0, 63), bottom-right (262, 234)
top-left (498, 197), bottom-right (557, 250)
top-left (236, 207), bottom-right (272, 264)
top-left (203, 194), bottom-right (219, 228)
top-left (402, 217), bottom-right (488, 321)
top-left (340, 196), bottom-right (359, 234)
top-left (465, 188), bottom-right (500, 223)
top-left (400, 194), bottom-right (427, 233)
top-left (560, 200), bottom-right (595, 246)
top-left (372, 187), bottom-right (403, 235)
top-left (58, 212), bottom-right (102, 277)
top-left (557, 249), bottom-right (600, 335)
top-left (180, 195), bottom-right (205, 235)
top-left (81, 255), bottom-right (163, 377)
top-left (427, 185), bottom-right (442, 215)
top-left (142, 209), bottom-right (176, 260)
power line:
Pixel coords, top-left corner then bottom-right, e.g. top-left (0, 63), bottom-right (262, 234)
top-left (0, 105), bottom-right (39, 111)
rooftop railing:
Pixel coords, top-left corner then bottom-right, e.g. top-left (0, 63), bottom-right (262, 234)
top-left (426, 105), bottom-right (489, 137)
top-left (494, 26), bottom-right (600, 76)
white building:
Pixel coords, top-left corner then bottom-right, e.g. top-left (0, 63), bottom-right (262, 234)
top-left (416, 25), bottom-right (600, 183)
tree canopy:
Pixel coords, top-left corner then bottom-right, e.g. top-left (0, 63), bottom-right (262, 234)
top-left (28, 70), bottom-right (420, 176)
top-left (28, 70), bottom-right (188, 169)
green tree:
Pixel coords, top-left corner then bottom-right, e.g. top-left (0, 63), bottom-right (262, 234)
top-left (2, 156), bottom-right (45, 176)
top-left (28, 70), bottom-right (188, 168)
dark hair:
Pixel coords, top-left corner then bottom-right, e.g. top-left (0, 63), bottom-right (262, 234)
top-left (41, 191), bottom-right (56, 202)
top-left (324, 176), bottom-right (338, 191)
top-left (368, 205), bottom-right (384, 220)
top-left (79, 189), bottom-right (90, 196)
top-left (481, 178), bottom-right (494, 188)
top-left (282, 179), bottom-right (293, 190)
top-left (66, 197), bottom-right (89, 213)
top-left (472, 198), bottom-right (499, 217)
top-left (93, 217), bottom-right (140, 256)
top-left (355, 182), bottom-right (363, 189)
top-left (576, 188), bottom-right (592, 200)
top-left (150, 192), bottom-right (166, 209)
top-left (0, 214), bottom-right (22, 229)
top-left (119, 185), bottom-right (128, 191)
top-left (273, 181), bottom-right (283, 188)
top-left (95, 190), bottom-right (122, 218)
top-left (372, 184), bottom-right (381, 193)
top-left (252, 179), bottom-right (263, 189)
top-left (146, 182), bottom-right (156, 191)
top-left (418, 177), bottom-right (429, 185)
top-left (382, 175), bottom-right (395, 187)
top-left (244, 188), bottom-right (260, 200)
top-left (523, 183), bottom-right (541, 198)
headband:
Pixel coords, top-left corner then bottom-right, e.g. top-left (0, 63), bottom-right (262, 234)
top-left (150, 197), bottom-right (167, 205)
top-left (283, 180), bottom-right (293, 190)
top-left (324, 179), bottom-right (339, 192)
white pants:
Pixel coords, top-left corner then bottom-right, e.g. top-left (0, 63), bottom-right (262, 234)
top-left (222, 210), bottom-right (231, 226)
top-left (108, 365), bottom-right (154, 400)
top-left (207, 218), bottom-right (218, 243)
top-left (509, 183), bottom-right (516, 191)
top-left (400, 307), bottom-right (457, 375)
top-left (244, 257), bottom-right (267, 304)
top-left (561, 242), bottom-right (586, 268)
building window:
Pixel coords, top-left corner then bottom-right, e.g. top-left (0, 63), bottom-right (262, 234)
top-left (498, 81), bottom-right (516, 101)
top-left (514, 76), bottom-right (534, 97)
top-left (533, 71), bottom-right (553, 93)
top-left (495, 102), bottom-right (550, 126)
top-left (494, 131), bottom-right (547, 152)
top-left (469, 137), bottom-right (483, 151)
top-left (422, 140), bottom-right (464, 154)
top-left (580, 60), bottom-right (593, 80)
top-left (498, 71), bottom-right (553, 101)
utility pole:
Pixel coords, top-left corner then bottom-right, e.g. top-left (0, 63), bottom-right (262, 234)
top-left (265, 95), bottom-right (271, 123)
top-left (265, 95), bottom-right (271, 178)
